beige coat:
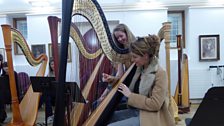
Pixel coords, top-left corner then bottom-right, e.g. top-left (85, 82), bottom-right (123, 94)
top-left (127, 66), bottom-right (175, 126)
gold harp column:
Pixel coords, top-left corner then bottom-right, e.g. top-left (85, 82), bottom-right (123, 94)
top-left (159, 22), bottom-right (178, 120)
top-left (1, 25), bottom-right (25, 126)
top-left (163, 22), bottom-right (171, 97)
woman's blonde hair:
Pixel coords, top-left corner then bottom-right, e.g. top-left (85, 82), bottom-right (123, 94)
top-left (130, 34), bottom-right (160, 57)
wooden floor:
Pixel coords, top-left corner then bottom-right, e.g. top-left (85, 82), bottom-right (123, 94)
top-left (176, 104), bottom-right (198, 126)
top-left (1, 104), bottom-right (199, 126)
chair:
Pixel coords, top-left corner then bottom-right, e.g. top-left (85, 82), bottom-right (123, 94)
top-left (17, 72), bottom-right (30, 101)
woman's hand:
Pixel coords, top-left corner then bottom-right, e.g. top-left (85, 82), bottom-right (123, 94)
top-left (102, 73), bottom-right (114, 83)
top-left (118, 83), bottom-right (131, 97)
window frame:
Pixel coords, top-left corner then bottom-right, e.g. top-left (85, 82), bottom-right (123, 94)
top-left (13, 17), bottom-right (27, 55)
top-left (168, 11), bottom-right (185, 48)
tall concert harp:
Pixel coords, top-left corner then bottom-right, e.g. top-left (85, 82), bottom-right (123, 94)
top-left (158, 22), bottom-right (179, 121)
top-left (174, 35), bottom-right (190, 113)
top-left (53, 0), bottom-right (175, 126)
top-left (52, 0), bottom-right (74, 126)
top-left (52, 0), bottom-right (131, 126)
top-left (48, 15), bottom-right (109, 126)
top-left (159, 22), bottom-right (180, 121)
top-left (48, 16), bottom-right (60, 79)
top-left (1, 25), bottom-right (48, 126)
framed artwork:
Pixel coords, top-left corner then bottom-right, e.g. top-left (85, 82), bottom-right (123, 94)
top-left (31, 44), bottom-right (46, 58)
top-left (48, 43), bottom-right (72, 62)
top-left (199, 35), bottom-right (220, 61)
top-left (0, 48), bottom-right (5, 62)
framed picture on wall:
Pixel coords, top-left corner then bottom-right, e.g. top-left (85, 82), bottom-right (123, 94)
top-left (0, 48), bottom-right (5, 62)
top-left (199, 35), bottom-right (220, 61)
top-left (31, 44), bottom-right (46, 58)
top-left (48, 43), bottom-right (72, 62)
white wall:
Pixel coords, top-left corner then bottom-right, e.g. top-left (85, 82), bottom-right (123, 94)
top-left (0, 15), bottom-right (7, 49)
top-left (186, 7), bottom-right (224, 98)
top-left (105, 9), bottom-right (167, 36)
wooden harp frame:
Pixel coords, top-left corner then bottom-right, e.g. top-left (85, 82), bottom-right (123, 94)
top-left (1, 25), bottom-right (48, 126)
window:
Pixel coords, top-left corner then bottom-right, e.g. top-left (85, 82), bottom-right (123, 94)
top-left (13, 18), bottom-right (27, 55)
top-left (168, 11), bottom-right (185, 48)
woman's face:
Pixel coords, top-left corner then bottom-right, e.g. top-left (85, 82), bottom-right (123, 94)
top-left (131, 52), bottom-right (148, 67)
top-left (114, 31), bottom-right (128, 45)
top-left (50, 61), bottom-right (54, 71)
top-left (3, 66), bottom-right (8, 74)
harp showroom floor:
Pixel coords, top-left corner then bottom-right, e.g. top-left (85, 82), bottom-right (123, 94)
top-left (1, 103), bottom-right (199, 126)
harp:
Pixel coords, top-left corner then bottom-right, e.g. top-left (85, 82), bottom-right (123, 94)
top-left (74, 2), bottom-right (134, 125)
top-left (174, 35), bottom-right (190, 113)
top-left (52, 0), bottom-right (131, 125)
top-left (1, 25), bottom-right (48, 126)
top-left (53, 0), bottom-right (175, 126)
top-left (48, 15), bottom-right (110, 126)
top-left (48, 16), bottom-right (60, 79)
top-left (158, 23), bottom-right (180, 121)
top-left (49, 1), bottom-right (129, 126)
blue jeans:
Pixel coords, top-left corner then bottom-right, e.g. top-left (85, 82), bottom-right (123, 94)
top-left (108, 109), bottom-right (140, 126)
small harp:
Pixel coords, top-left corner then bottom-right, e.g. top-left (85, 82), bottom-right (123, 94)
top-left (174, 35), bottom-right (190, 113)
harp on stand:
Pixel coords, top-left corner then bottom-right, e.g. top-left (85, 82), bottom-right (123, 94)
top-left (174, 35), bottom-right (190, 114)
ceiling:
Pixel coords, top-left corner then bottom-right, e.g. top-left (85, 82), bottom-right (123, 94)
top-left (0, 0), bottom-right (223, 15)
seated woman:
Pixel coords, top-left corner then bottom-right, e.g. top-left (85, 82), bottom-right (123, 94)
top-left (108, 35), bottom-right (175, 126)
top-left (0, 62), bottom-right (19, 123)
top-left (0, 54), bottom-right (3, 75)
top-left (92, 24), bottom-right (136, 109)
top-left (0, 54), bottom-right (6, 123)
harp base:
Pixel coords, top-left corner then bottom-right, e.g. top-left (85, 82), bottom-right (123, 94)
top-left (178, 106), bottom-right (190, 114)
top-left (7, 122), bottom-right (28, 126)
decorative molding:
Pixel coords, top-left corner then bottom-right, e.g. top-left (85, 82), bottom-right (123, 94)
top-left (102, 3), bottom-right (168, 12)
top-left (0, 2), bottom-right (223, 15)
top-left (26, 8), bottom-right (61, 16)
top-left (0, 10), bottom-right (30, 15)
top-left (0, 15), bottom-right (7, 18)
top-left (189, 5), bottom-right (224, 9)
